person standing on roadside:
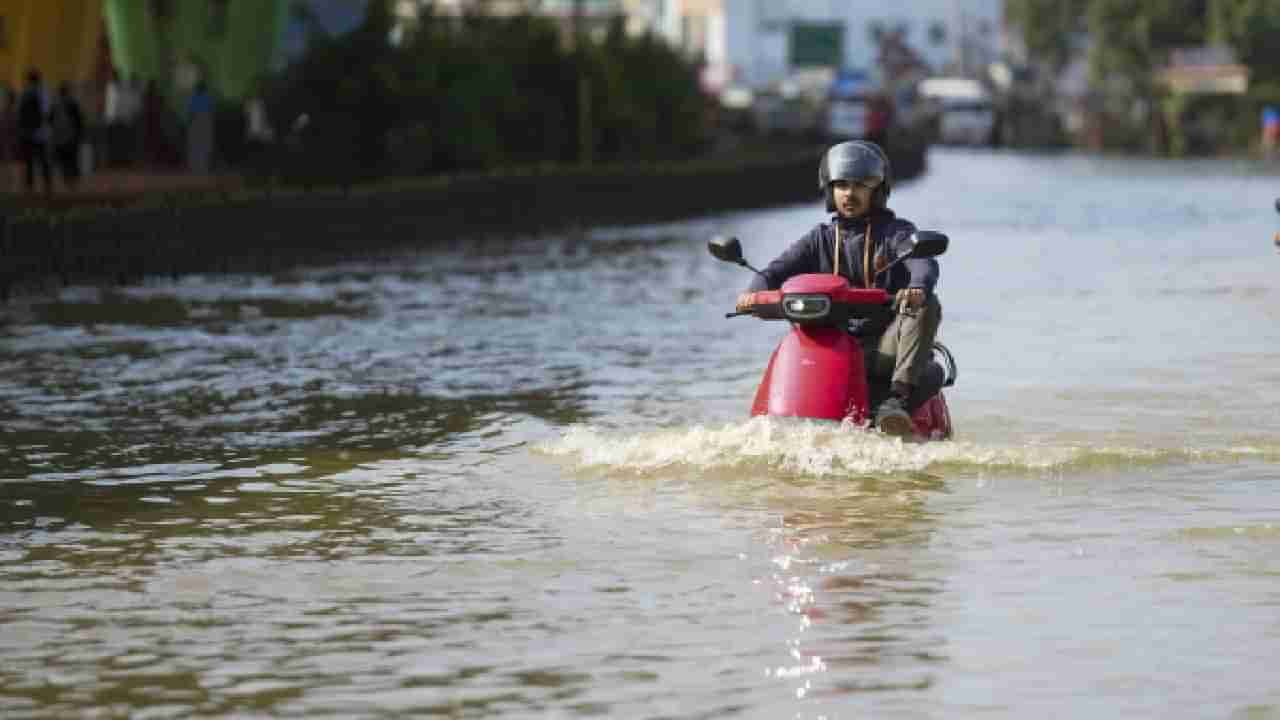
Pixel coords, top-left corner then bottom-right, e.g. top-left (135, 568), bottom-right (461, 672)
top-left (1262, 106), bottom-right (1280, 160)
top-left (0, 87), bottom-right (18, 190)
top-left (244, 85), bottom-right (274, 153)
top-left (140, 79), bottom-right (166, 167)
top-left (16, 69), bottom-right (52, 194)
top-left (186, 80), bottom-right (215, 174)
top-left (50, 83), bottom-right (85, 190)
top-left (103, 68), bottom-right (128, 166)
top-left (123, 75), bottom-right (143, 164)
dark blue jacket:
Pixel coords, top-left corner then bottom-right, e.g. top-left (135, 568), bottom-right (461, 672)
top-left (746, 208), bottom-right (939, 335)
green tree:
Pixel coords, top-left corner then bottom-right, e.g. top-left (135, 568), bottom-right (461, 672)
top-left (1086, 0), bottom-right (1207, 91)
top-left (1208, 0), bottom-right (1280, 91)
top-left (262, 0), bottom-right (708, 183)
top-left (1005, 0), bottom-right (1090, 73)
top-left (1008, 0), bottom-right (1280, 153)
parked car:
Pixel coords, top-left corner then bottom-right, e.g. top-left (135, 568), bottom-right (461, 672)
top-left (825, 69), bottom-right (890, 142)
top-left (919, 76), bottom-right (996, 146)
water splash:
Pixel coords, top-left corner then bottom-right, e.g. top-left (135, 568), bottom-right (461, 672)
top-left (535, 416), bottom-right (1280, 477)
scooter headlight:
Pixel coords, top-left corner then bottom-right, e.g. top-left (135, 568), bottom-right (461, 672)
top-left (782, 294), bottom-right (831, 321)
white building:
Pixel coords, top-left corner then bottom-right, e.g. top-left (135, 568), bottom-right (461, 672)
top-left (390, 0), bottom-right (1005, 96)
top-left (405, 0), bottom-right (644, 24)
top-left (638, 0), bottom-right (1004, 93)
top-left (395, 0), bottom-right (627, 33)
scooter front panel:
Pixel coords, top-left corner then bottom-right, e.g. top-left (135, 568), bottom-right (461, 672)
top-left (751, 327), bottom-right (868, 422)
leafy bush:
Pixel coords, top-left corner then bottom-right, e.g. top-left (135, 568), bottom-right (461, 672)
top-left (260, 1), bottom-right (710, 184)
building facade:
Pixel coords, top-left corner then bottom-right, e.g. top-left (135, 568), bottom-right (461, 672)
top-left (642, 0), bottom-right (1004, 93)
top-left (0, 0), bottom-right (103, 92)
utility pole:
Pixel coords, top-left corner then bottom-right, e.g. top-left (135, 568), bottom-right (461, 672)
top-left (574, 0), bottom-right (594, 167)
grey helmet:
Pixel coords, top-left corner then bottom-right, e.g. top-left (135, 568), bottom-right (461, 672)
top-left (817, 140), bottom-right (891, 213)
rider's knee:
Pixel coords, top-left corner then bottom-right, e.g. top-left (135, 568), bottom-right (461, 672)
top-left (924, 294), bottom-right (942, 324)
top-left (900, 293), bottom-right (942, 325)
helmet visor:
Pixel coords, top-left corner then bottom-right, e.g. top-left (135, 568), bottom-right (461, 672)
top-left (825, 144), bottom-right (886, 187)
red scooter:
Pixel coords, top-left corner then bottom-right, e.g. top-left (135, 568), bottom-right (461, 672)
top-left (710, 232), bottom-right (956, 441)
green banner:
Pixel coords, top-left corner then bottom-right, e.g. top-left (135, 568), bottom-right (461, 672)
top-left (790, 22), bottom-right (844, 68)
top-left (103, 0), bottom-right (291, 102)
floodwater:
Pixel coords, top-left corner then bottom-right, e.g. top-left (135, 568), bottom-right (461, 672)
top-left (2, 148), bottom-right (1279, 718)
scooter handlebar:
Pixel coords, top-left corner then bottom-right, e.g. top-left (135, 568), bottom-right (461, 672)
top-left (730, 288), bottom-right (893, 319)
top-left (730, 290), bottom-right (785, 319)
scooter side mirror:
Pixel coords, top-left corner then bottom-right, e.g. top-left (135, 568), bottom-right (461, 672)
top-left (708, 235), bottom-right (745, 264)
top-left (874, 230), bottom-right (950, 279)
top-left (907, 231), bottom-right (949, 259)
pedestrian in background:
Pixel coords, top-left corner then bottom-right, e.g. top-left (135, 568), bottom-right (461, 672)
top-left (243, 81), bottom-right (275, 177)
top-left (123, 75), bottom-right (142, 164)
top-left (1261, 106), bottom-right (1279, 159)
top-left (103, 68), bottom-right (127, 166)
top-left (16, 69), bottom-right (52, 194)
top-left (140, 79), bottom-right (169, 167)
top-left (0, 86), bottom-right (17, 190)
top-left (244, 90), bottom-right (274, 151)
top-left (50, 83), bottom-right (85, 189)
top-left (186, 80), bottom-right (214, 174)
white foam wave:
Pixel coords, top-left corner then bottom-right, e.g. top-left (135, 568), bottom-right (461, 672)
top-left (534, 417), bottom-right (1280, 477)
top-left (535, 416), bottom-right (1083, 477)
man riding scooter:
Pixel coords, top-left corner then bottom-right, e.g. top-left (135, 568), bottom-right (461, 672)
top-left (735, 140), bottom-right (943, 437)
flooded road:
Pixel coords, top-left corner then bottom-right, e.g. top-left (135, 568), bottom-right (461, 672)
top-left (2, 148), bottom-right (1279, 718)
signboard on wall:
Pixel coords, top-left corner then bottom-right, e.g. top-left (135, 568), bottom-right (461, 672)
top-left (789, 22), bottom-right (843, 68)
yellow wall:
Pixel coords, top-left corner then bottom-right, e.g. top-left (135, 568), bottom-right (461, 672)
top-left (0, 0), bottom-right (102, 93)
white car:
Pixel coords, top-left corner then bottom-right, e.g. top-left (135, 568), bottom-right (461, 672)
top-left (919, 77), bottom-right (996, 146)
top-left (828, 96), bottom-right (870, 138)
top-left (937, 99), bottom-right (995, 145)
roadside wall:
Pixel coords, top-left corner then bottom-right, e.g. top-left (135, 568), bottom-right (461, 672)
top-left (0, 152), bottom-right (820, 299)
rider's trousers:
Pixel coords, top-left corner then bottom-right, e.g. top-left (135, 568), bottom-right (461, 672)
top-left (859, 294), bottom-right (943, 391)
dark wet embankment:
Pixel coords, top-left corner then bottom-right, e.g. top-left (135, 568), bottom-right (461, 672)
top-left (0, 152), bottom-right (819, 300)
top-left (0, 136), bottom-right (932, 300)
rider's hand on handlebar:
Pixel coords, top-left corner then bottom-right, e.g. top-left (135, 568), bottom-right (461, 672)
top-left (895, 288), bottom-right (926, 310)
top-left (735, 292), bottom-right (755, 313)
